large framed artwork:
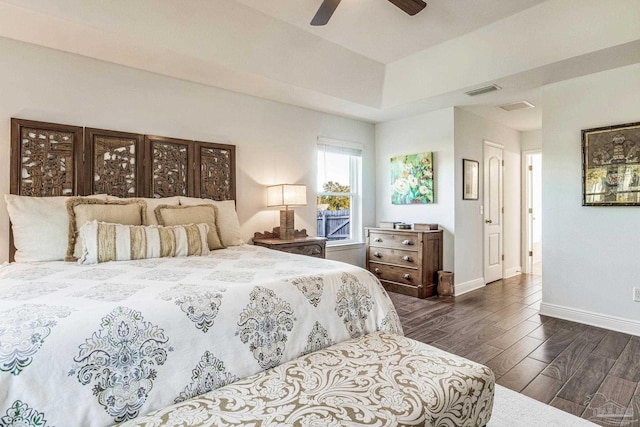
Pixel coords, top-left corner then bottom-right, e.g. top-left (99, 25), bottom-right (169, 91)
top-left (390, 152), bottom-right (434, 204)
top-left (582, 121), bottom-right (640, 206)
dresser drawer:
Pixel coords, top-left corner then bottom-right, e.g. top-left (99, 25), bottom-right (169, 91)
top-left (368, 231), bottom-right (419, 250)
top-left (369, 262), bottom-right (418, 286)
top-left (283, 243), bottom-right (325, 258)
top-left (253, 237), bottom-right (326, 259)
top-left (368, 247), bottom-right (417, 268)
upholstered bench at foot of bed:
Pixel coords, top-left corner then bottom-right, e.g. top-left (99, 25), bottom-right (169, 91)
top-left (122, 332), bottom-right (495, 427)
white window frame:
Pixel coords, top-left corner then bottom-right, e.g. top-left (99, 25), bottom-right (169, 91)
top-left (317, 137), bottom-right (362, 246)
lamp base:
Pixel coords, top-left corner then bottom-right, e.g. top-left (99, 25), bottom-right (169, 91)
top-left (279, 209), bottom-right (295, 240)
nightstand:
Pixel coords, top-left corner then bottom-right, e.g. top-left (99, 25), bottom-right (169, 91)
top-left (253, 228), bottom-right (327, 258)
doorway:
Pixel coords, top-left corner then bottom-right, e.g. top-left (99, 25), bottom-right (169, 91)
top-left (484, 141), bottom-right (504, 284)
top-left (524, 151), bottom-right (542, 275)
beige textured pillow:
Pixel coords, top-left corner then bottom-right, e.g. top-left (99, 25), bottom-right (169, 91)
top-left (155, 204), bottom-right (225, 250)
top-left (179, 197), bottom-right (243, 246)
top-left (79, 220), bottom-right (210, 264)
top-left (66, 198), bottom-right (146, 261)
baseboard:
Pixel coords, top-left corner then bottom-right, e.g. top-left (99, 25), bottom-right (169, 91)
top-left (455, 277), bottom-right (485, 296)
top-left (540, 302), bottom-right (640, 337)
top-left (504, 266), bottom-right (522, 279)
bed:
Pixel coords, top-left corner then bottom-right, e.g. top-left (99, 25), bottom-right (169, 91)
top-left (1, 119), bottom-right (402, 426)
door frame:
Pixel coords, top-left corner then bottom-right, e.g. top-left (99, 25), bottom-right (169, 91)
top-left (521, 150), bottom-right (541, 274)
top-left (483, 140), bottom-right (504, 283)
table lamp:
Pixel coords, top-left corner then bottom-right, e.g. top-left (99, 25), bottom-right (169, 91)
top-left (267, 184), bottom-right (307, 240)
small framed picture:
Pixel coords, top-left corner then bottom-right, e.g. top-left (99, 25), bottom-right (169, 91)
top-left (463, 159), bottom-right (479, 200)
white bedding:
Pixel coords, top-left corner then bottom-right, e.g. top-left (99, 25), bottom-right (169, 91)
top-left (0, 245), bottom-right (402, 426)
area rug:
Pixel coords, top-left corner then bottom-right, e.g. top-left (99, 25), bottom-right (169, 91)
top-left (488, 385), bottom-right (597, 426)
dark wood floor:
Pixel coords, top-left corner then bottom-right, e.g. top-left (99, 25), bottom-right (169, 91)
top-left (389, 273), bottom-right (640, 427)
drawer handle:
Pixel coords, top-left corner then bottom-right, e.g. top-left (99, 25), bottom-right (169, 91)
top-left (402, 239), bottom-right (413, 246)
top-left (374, 268), bottom-right (382, 275)
top-left (373, 251), bottom-right (382, 258)
top-left (403, 274), bottom-right (412, 280)
top-left (374, 238), bottom-right (383, 243)
top-left (402, 255), bottom-right (413, 262)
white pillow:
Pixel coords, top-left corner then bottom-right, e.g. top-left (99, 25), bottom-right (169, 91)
top-left (179, 197), bottom-right (243, 246)
top-left (5, 194), bottom-right (108, 262)
top-left (79, 220), bottom-right (210, 265)
top-left (106, 196), bottom-right (181, 226)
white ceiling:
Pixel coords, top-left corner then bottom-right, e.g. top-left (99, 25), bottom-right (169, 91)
top-left (0, 0), bottom-right (638, 132)
top-left (234, 0), bottom-right (547, 64)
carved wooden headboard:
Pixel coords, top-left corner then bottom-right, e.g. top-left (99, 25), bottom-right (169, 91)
top-left (9, 118), bottom-right (236, 260)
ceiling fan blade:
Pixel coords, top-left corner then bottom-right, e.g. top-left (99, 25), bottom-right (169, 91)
top-left (310, 0), bottom-right (342, 26)
top-left (387, 0), bottom-right (427, 16)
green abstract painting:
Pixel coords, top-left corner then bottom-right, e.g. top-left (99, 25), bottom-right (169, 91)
top-left (391, 152), bottom-right (434, 205)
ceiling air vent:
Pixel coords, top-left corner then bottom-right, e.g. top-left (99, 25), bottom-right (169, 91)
top-left (499, 101), bottom-right (535, 112)
top-left (464, 84), bottom-right (502, 97)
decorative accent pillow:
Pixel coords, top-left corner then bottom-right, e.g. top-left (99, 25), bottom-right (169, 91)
top-left (66, 198), bottom-right (147, 261)
top-left (179, 197), bottom-right (243, 246)
top-left (106, 195), bottom-right (181, 226)
top-left (79, 220), bottom-right (210, 264)
top-left (155, 204), bottom-right (225, 250)
top-left (4, 194), bottom-right (108, 262)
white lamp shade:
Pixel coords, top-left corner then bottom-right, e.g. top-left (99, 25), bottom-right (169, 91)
top-left (267, 184), bottom-right (307, 207)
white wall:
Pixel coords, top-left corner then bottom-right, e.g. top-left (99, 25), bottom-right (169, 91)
top-left (375, 108), bottom-right (456, 272)
top-left (454, 108), bottom-right (522, 289)
top-left (521, 130), bottom-right (542, 151)
top-left (0, 38), bottom-right (375, 264)
top-left (541, 63), bottom-right (640, 334)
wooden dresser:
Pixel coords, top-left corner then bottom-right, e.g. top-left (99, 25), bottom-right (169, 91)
top-left (365, 228), bottom-right (443, 298)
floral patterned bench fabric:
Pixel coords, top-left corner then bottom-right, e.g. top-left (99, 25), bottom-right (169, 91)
top-left (122, 332), bottom-right (495, 427)
top-left (0, 245), bottom-right (401, 426)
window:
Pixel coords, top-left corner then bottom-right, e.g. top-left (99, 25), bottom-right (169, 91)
top-left (317, 137), bottom-right (362, 245)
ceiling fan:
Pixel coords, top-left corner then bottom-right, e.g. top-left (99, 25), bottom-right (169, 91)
top-left (311, 0), bottom-right (427, 26)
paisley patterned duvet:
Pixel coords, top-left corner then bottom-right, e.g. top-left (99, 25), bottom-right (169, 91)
top-left (0, 245), bottom-right (402, 426)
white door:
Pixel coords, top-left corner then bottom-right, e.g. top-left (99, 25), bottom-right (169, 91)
top-left (484, 142), bottom-right (503, 284)
top-left (525, 152), bottom-right (542, 275)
